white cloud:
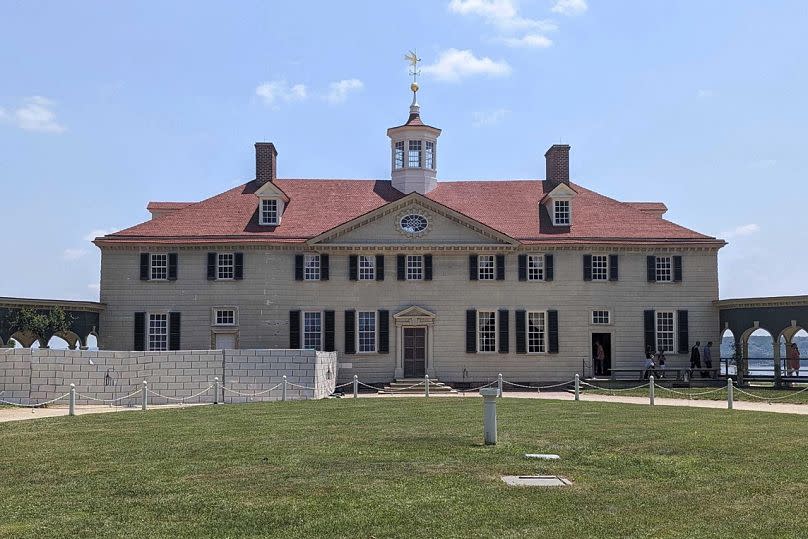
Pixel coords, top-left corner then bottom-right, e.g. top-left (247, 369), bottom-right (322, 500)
top-left (0, 96), bottom-right (66, 133)
top-left (63, 248), bottom-right (88, 261)
top-left (502, 33), bottom-right (553, 48)
top-left (472, 108), bottom-right (510, 127)
top-left (324, 79), bottom-right (364, 104)
top-left (422, 49), bottom-right (511, 82)
top-left (551, 0), bottom-right (588, 16)
top-left (449, 0), bottom-right (556, 31)
top-left (255, 80), bottom-right (308, 107)
top-left (84, 228), bottom-right (116, 242)
top-left (722, 223), bottom-right (761, 239)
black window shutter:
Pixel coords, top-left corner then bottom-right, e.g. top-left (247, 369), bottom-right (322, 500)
top-left (583, 254), bottom-right (592, 281)
top-left (466, 309), bottom-right (477, 353)
top-left (234, 252), bottom-right (244, 280)
top-left (349, 255), bottom-right (358, 281)
top-left (548, 310), bottom-right (559, 353)
top-left (140, 253), bottom-right (149, 281)
top-left (321, 255), bottom-right (330, 280)
top-left (168, 253), bottom-right (178, 281)
top-left (515, 310), bottom-right (526, 354)
top-left (289, 310), bottom-right (301, 348)
top-left (545, 254), bottom-right (554, 281)
top-left (496, 255), bottom-right (505, 281)
top-left (673, 256), bottom-right (683, 282)
top-left (207, 253), bottom-right (217, 280)
top-left (647, 256), bottom-right (656, 282)
top-left (609, 254), bottom-right (618, 281)
top-left (644, 310), bottom-right (656, 354)
top-left (424, 254), bottom-right (433, 280)
top-left (344, 310), bottom-right (356, 354)
top-left (677, 310), bottom-right (689, 354)
top-left (378, 310), bottom-right (389, 353)
top-left (518, 255), bottom-right (527, 281)
top-left (169, 312), bottom-right (181, 351)
top-left (375, 255), bottom-right (385, 281)
top-left (396, 255), bottom-right (406, 281)
top-left (498, 309), bottom-right (509, 353)
top-left (294, 255), bottom-right (304, 281)
top-left (134, 312), bottom-right (146, 351)
top-left (469, 255), bottom-right (478, 281)
top-left (324, 310), bottom-right (335, 352)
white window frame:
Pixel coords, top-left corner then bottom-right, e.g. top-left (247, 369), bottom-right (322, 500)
top-left (526, 310), bottom-right (547, 354)
top-left (591, 255), bottom-right (609, 282)
top-left (425, 141), bottom-right (435, 169)
top-left (304, 254), bottom-right (321, 281)
top-left (553, 200), bottom-right (571, 226)
top-left (477, 310), bottom-right (497, 353)
top-left (217, 252), bottom-right (235, 280)
top-left (478, 255), bottom-right (496, 281)
top-left (408, 140), bottom-right (422, 168)
top-left (406, 255), bottom-right (424, 281)
top-left (147, 312), bottom-right (168, 351)
top-left (655, 256), bottom-right (673, 283)
top-left (259, 198), bottom-right (281, 226)
top-left (302, 311), bottom-right (323, 351)
top-left (655, 310), bottom-right (676, 353)
top-left (150, 254), bottom-right (168, 281)
top-left (358, 255), bottom-right (376, 281)
top-left (527, 254), bottom-right (545, 281)
top-left (212, 308), bottom-right (238, 327)
top-left (356, 310), bottom-right (377, 353)
top-left (591, 310), bottom-right (611, 325)
top-left (394, 141), bottom-right (405, 170)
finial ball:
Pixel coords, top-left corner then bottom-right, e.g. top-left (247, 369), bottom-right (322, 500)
top-left (410, 82), bottom-right (419, 93)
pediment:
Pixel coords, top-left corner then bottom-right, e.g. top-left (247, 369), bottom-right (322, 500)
top-left (394, 305), bottom-right (437, 320)
top-left (254, 181), bottom-right (290, 202)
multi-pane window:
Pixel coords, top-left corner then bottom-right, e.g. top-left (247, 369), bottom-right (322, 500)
top-left (527, 311), bottom-right (546, 353)
top-left (394, 141), bottom-right (404, 169)
top-left (303, 311), bottom-right (322, 351)
top-left (592, 310), bottom-right (610, 325)
top-left (478, 311), bottom-right (497, 352)
top-left (215, 309), bottom-right (236, 326)
top-left (478, 255), bottom-right (495, 280)
top-left (527, 255), bottom-right (544, 281)
top-left (408, 140), bottom-right (422, 168)
top-left (357, 311), bottom-right (376, 353)
top-left (148, 313), bottom-right (168, 351)
top-left (656, 311), bottom-right (675, 353)
top-left (150, 254), bottom-right (168, 280)
top-left (554, 200), bottom-right (570, 225)
top-left (217, 253), bottom-right (234, 280)
top-left (425, 141), bottom-right (435, 169)
top-left (260, 199), bottom-right (279, 225)
top-left (655, 256), bottom-right (673, 282)
top-left (406, 255), bottom-right (423, 280)
top-left (304, 255), bottom-right (321, 281)
top-left (591, 255), bottom-right (608, 281)
top-left (358, 256), bottom-right (376, 280)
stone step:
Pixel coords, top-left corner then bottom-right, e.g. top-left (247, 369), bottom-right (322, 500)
top-left (378, 378), bottom-right (457, 394)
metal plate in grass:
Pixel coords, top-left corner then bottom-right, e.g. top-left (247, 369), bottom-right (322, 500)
top-left (501, 475), bottom-right (572, 487)
top-left (524, 453), bottom-right (560, 460)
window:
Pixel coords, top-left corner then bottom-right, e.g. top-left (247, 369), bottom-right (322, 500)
top-left (217, 253), bottom-right (234, 280)
top-left (260, 199), bottom-right (279, 225)
top-left (357, 311), bottom-right (376, 353)
top-left (478, 255), bottom-right (495, 280)
top-left (591, 255), bottom-right (608, 281)
top-left (358, 256), bottom-right (376, 280)
top-left (148, 313), bottom-right (168, 351)
top-left (303, 311), bottom-right (322, 351)
top-left (527, 254), bottom-right (544, 281)
top-left (655, 256), bottom-right (672, 282)
top-left (394, 141), bottom-right (404, 169)
top-left (527, 311), bottom-right (546, 353)
top-left (400, 214), bottom-right (428, 233)
top-left (408, 140), bottom-right (422, 168)
top-left (304, 254), bottom-right (321, 281)
top-left (150, 254), bottom-right (168, 280)
top-left (478, 311), bottom-right (497, 352)
top-left (425, 141), bottom-right (434, 169)
top-left (592, 310), bottom-right (610, 325)
top-left (406, 255), bottom-right (423, 280)
top-left (656, 311), bottom-right (675, 353)
top-left (554, 200), bottom-right (570, 226)
top-left (214, 309), bottom-right (236, 326)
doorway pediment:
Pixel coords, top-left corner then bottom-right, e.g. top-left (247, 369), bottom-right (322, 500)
top-left (394, 305), bottom-right (436, 325)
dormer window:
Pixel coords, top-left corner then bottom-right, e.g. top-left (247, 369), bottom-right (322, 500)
top-left (553, 200), bottom-right (571, 226)
top-left (408, 140), bottom-right (422, 167)
top-left (260, 198), bottom-right (280, 226)
top-left (394, 141), bottom-right (404, 169)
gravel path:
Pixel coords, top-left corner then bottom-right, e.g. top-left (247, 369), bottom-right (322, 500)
top-left (0, 403), bottom-right (207, 423)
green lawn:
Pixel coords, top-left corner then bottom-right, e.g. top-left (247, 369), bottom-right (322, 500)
top-left (2, 398), bottom-right (808, 538)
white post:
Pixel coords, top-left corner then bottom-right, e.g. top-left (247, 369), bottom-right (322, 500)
top-left (497, 373), bottom-right (503, 397)
top-left (727, 377), bottom-right (734, 410)
top-left (649, 375), bottom-right (655, 406)
top-left (142, 380), bottom-right (148, 411)
top-left (480, 388), bottom-right (498, 444)
top-left (213, 377), bottom-right (219, 405)
top-left (69, 383), bottom-right (76, 416)
top-left (282, 375), bottom-right (288, 401)
top-left (425, 374), bottom-right (430, 398)
top-left (574, 374), bottom-right (580, 401)
top-left (353, 375), bottom-right (358, 399)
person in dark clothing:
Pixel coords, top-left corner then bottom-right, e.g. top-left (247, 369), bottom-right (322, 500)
top-left (702, 341), bottom-right (713, 377)
top-left (690, 341), bottom-right (702, 377)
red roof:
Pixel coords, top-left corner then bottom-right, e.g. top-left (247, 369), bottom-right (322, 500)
top-left (97, 179), bottom-right (721, 246)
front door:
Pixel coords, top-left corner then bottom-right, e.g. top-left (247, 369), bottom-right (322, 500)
top-left (403, 327), bottom-right (426, 378)
top-left (592, 333), bottom-right (612, 376)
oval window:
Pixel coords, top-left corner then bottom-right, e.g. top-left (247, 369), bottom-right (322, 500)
top-left (400, 214), bottom-right (428, 234)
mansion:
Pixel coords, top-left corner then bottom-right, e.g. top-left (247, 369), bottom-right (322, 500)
top-left (94, 86), bottom-right (725, 384)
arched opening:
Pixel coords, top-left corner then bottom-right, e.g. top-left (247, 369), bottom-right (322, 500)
top-left (720, 329), bottom-right (736, 376)
top-left (46, 335), bottom-right (70, 350)
top-left (85, 334), bottom-right (99, 350)
top-left (746, 328), bottom-right (774, 376)
top-left (10, 330), bottom-right (39, 348)
top-left (778, 327), bottom-right (807, 378)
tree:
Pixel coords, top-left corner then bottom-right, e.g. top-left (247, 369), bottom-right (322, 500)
top-left (5, 338), bottom-right (15, 348)
top-left (11, 306), bottom-right (73, 346)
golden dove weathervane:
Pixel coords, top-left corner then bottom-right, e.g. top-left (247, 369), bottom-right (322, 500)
top-left (405, 50), bottom-right (421, 93)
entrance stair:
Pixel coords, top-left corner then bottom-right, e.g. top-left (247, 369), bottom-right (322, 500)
top-left (378, 378), bottom-right (457, 395)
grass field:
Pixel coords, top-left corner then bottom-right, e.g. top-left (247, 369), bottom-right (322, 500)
top-left (1, 398), bottom-right (808, 538)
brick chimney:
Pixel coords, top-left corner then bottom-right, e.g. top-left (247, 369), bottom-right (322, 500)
top-left (255, 142), bottom-right (278, 184)
top-left (544, 144), bottom-right (570, 190)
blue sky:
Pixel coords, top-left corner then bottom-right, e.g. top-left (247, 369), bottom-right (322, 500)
top-left (1, 0), bottom-right (806, 301)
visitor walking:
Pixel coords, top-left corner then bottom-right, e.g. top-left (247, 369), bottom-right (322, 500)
top-left (787, 343), bottom-right (801, 377)
top-left (656, 350), bottom-right (667, 378)
top-left (690, 341), bottom-right (702, 377)
top-left (594, 341), bottom-right (605, 377)
top-left (643, 350), bottom-right (657, 380)
top-left (702, 341), bottom-right (712, 377)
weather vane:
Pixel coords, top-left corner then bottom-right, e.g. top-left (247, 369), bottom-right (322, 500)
top-left (405, 50), bottom-right (421, 87)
